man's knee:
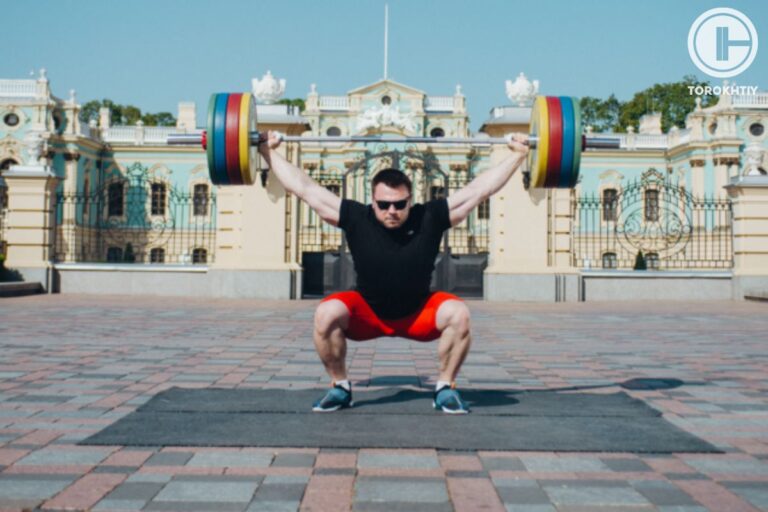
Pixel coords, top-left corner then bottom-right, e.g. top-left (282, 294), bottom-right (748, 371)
top-left (439, 300), bottom-right (471, 335)
top-left (314, 300), bottom-right (349, 336)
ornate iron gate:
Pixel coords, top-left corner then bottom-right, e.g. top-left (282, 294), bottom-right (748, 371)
top-left (299, 145), bottom-right (488, 297)
top-left (573, 170), bottom-right (733, 269)
top-left (55, 163), bottom-right (217, 264)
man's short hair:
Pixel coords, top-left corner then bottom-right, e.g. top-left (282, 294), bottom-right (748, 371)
top-left (371, 168), bottom-right (412, 194)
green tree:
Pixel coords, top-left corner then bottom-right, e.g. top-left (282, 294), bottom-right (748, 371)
top-left (633, 250), bottom-right (647, 271)
top-left (617, 75), bottom-right (717, 133)
top-left (277, 98), bottom-right (306, 111)
top-left (579, 94), bottom-right (622, 133)
top-left (78, 99), bottom-right (177, 126)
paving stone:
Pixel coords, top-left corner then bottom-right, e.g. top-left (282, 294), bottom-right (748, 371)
top-left (93, 498), bottom-right (150, 511)
top-left (105, 482), bottom-right (165, 501)
top-left (522, 456), bottom-right (609, 472)
top-left (271, 453), bottom-right (316, 468)
top-left (497, 485), bottom-right (551, 504)
top-left (144, 451), bottom-right (194, 466)
top-left (0, 478), bottom-right (74, 499)
top-left (357, 452), bottom-right (440, 469)
top-left (153, 480), bottom-right (258, 503)
top-left (246, 501), bottom-right (300, 512)
top-left (504, 506), bottom-right (557, 512)
top-left (481, 456), bottom-right (526, 471)
top-left (355, 477), bottom-right (449, 503)
top-left (601, 458), bottom-right (653, 472)
top-left (253, 482), bottom-right (306, 502)
top-left (17, 447), bottom-right (112, 466)
top-left (188, 451), bottom-right (273, 468)
top-left (683, 458), bottom-right (768, 475)
top-left (543, 485), bottom-right (652, 507)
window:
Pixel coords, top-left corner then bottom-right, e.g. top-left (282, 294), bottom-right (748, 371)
top-left (430, 186), bottom-right (446, 200)
top-left (108, 182), bottom-right (124, 217)
top-left (106, 247), bottom-right (123, 262)
top-left (429, 127), bottom-right (445, 138)
top-left (602, 188), bottom-right (618, 222)
top-left (708, 122), bottom-right (717, 135)
top-left (82, 178), bottom-right (90, 217)
top-left (644, 189), bottom-right (659, 221)
top-left (478, 198), bottom-right (490, 220)
top-left (326, 126), bottom-right (341, 136)
top-left (192, 248), bottom-right (207, 264)
top-left (646, 252), bottom-right (660, 269)
top-left (193, 184), bottom-right (209, 216)
top-left (150, 248), bottom-right (165, 263)
top-left (3, 113), bottom-right (19, 127)
top-left (602, 252), bottom-right (617, 269)
top-left (381, 95), bottom-right (392, 105)
top-left (325, 184), bottom-right (341, 196)
top-left (749, 123), bottom-right (764, 137)
top-left (151, 183), bottom-right (166, 215)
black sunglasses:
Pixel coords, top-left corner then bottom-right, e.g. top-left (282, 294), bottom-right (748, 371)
top-left (375, 198), bottom-right (410, 210)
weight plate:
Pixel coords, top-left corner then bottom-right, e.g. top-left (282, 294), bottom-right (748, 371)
top-left (239, 93), bottom-right (254, 185)
top-left (528, 96), bottom-right (549, 188)
top-left (225, 93), bottom-right (243, 185)
top-left (545, 96), bottom-right (563, 188)
top-left (206, 94), bottom-right (223, 185)
top-left (558, 96), bottom-right (575, 189)
top-left (213, 93), bottom-right (230, 185)
top-left (571, 97), bottom-right (583, 188)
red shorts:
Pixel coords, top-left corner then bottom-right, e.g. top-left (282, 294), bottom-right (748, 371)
top-left (321, 290), bottom-right (462, 342)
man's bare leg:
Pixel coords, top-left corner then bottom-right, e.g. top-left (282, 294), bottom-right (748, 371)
top-left (435, 300), bottom-right (472, 384)
top-left (313, 299), bottom-right (350, 382)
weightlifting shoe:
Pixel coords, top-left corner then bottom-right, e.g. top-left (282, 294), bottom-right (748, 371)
top-left (433, 384), bottom-right (470, 414)
top-left (312, 382), bottom-right (353, 412)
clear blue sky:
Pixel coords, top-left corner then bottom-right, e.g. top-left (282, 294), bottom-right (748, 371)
top-left (3, 0), bottom-right (766, 131)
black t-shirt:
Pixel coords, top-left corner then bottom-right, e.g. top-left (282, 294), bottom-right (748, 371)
top-left (339, 198), bottom-right (452, 319)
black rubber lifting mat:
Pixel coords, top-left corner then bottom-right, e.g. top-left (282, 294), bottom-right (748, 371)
top-left (81, 387), bottom-right (720, 453)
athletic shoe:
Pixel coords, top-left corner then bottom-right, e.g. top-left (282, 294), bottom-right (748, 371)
top-left (433, 385), bottom-right (470, 414)
top-left (312, 383), bottom-right (353, 412)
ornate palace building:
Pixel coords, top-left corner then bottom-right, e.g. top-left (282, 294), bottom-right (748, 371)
top-left (1, 70), bottom-right (766, 301)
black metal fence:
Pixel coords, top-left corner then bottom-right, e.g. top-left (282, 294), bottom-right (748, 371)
top-left (55, 164), bottom-right (217, 264)
top-left (573, 171), bottom-right (733, 270)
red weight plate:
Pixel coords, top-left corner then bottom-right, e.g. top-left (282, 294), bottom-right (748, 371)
top-left (225, 93), bottom-right (243, 185)
top-left (545, 96), bottom-right (563, 188)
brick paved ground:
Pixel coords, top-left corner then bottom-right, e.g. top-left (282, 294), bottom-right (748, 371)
top-left (0, 294), bottom-right (766, 511)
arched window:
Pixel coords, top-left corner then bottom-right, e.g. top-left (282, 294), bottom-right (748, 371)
top-left (193, 184), bottom-right (209, 216)
top-left (151, 183), bottom-right (166, 215)
top-left (108, 182), bottom-right (124, 217)
top-left (150, 247), bottom-right (165, 263)
top-left (192, 248), bottom-right (207, 264)
top-left (429, 127), bottom-right (445, 138)
top-left (602, 188), bottom-right (618, 222)
top-left (326, 126), bottom-right (341, 137)
top-left (602, 252), bottom-right (617, 269)
top-left (644, 189), bottom-right (660, 221)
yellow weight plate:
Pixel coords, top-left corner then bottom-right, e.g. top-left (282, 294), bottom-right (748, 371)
top-left (239, 93), bottom-right (253, 185)
top-left (527, 96), bottom-right (549, 188)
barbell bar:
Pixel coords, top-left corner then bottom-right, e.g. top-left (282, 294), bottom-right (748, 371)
top-left (167, 93), bottom-right (621, 188)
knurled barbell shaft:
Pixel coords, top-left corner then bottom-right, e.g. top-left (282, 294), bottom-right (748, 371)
top-left (166, 132), bottom-right (621, 150)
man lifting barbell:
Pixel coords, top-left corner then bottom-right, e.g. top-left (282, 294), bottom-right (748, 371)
top-left (257, 131), bottom-right (529, 414)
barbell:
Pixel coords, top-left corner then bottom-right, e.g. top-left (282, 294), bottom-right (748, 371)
top-left (167, 93), bottom-right (620, 188)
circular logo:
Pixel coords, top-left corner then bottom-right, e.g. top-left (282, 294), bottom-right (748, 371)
top-left (688, 7), bottom-right (758, 78)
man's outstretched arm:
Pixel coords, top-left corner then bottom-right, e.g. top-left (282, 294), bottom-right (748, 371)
top-left (258, 131), bottom-right (342, 226)
top-left (446, 134), bottom-right (529, 227)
